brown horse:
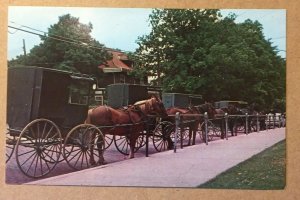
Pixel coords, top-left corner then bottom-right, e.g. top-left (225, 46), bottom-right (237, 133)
top-left (193, 103), bottom-right (217, 143)
top-left (165, 107), bottom-right (198, 146)
top-left (85, 96), bottom-right (167, 164)
top-left (213, 108), bottom-right (226, 139)
top-left (220, 104), bottom-right (236, 136)
top-left (165, 103), bottom-right (216, 146)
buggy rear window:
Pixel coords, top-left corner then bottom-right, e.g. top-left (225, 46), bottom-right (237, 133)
top-left (68, 80), bottom-right (90, 105)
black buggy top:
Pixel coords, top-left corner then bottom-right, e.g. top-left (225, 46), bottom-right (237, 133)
top-left (7, 66), bottom-right (94, 135)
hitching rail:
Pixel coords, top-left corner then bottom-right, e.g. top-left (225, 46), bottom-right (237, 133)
top-left (169, 112), bottom-right (285, 153)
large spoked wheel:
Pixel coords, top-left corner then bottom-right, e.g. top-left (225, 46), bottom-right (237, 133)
top-left (152, 121), bottom-right (175, 152)
top-left (15, 119), bottom-right (62, 178)
top-left (6, 135), bottom-right (16, 163)
top-left (113, 134), bottom-right (144, 155)
top-left (64, 124), bottom-right (105, 171)
top-left (250, 120), bottom-right (258, 132)
top-left (199, 121), bottom-right (215, 142)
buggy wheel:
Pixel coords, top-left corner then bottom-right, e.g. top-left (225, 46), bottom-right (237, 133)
top-left (250, 120), bottom-right (258, 132)
top-left (199, 121), bottom-right (215, 142)
top-left (136, 133), bottom-right (146, 149)
top-left (179, 127), bottom-right (190, 140)
top-left (15, 119), bottom-right (62, 178)
top-left (213, 126), bottom-right (222, 137)
top-left (6, 135), bottom-right (16, 163)
top-left (113, 134), bottom-right (143, 155)
top-left (235, 117), bottom-right (245, 134)
top-left (64, 124), bottom-right (105, 171)
top-left (236, 125), bottom-right (245, 133)
top-left (104, 134), bottom-right (113, 150)
top-left (152, 121), bottom-right (175, 152)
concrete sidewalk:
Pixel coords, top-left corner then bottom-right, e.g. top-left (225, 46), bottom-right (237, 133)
top-left (27, 128), bottom-right (285, 187)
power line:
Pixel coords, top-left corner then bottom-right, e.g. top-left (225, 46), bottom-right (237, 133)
top-left (10, 21), bottom-right (94, 46)
top-left (8, 22), bottom-right (133, 54)
top-left (8, 25), bottom-right (106, 51)
top-left (10, 21), bottom-right (45, 34)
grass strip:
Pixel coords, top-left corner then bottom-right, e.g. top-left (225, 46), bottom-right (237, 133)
top-left (198, 139), bottom-right (286, 190)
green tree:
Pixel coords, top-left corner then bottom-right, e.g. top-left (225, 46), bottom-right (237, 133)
top-left (9, 14), bottom-right (110, 75)
top-left (132, 9), bottom-right (286, 111)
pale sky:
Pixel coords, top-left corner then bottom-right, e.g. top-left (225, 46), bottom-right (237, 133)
top-left (7, 7), bottom-right (286, 60)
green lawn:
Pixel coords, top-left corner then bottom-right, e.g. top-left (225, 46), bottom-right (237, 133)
top-left (198, 140), bottom-right (286, 190)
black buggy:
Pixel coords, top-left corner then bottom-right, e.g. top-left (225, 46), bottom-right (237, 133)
top-left (6, 66), bottom-right (105, 178)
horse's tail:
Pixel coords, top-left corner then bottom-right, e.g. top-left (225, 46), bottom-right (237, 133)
top-left (85, 109), bottom-right (93, 124)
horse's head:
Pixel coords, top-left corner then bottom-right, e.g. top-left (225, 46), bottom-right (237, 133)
top-left (148, 96), bottom-right (168, 117)
top-left (206, 103), bottom-right (216, 119)
top-left (227, 104), bottom-right (238, 114)
top-left (196, 103), bottom-right (216, 119)
top-left (134, 96), bottom-right (168, 118)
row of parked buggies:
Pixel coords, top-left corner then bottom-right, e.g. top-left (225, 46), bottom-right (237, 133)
top-left (6, 66), bottom-right (285, 179)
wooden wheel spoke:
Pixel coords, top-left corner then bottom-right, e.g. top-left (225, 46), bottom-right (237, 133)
top-left (20, 150), bottom-right (37, 167)
top-left (40, 122), bottom-right (47, 141)
top-left (67, 148), bottom-right (82, 162)
top-left (84, 152), bottom-right (89, 168)
top-left (40, 155), bottom-right (44, 176)
top-left (23, 135), bottom-right (36, 145)
top-left (33, 154), bottom-right (40, 177)
top-left (41, 152), bottom-right (51, 171)
top-left (41, 150), bottom-right (57, 163)
top-left (74, 152), bottom-right (83, 168)
top-left (42, 126), bottom-right (54, 143)
top-left (30, 127), bottom-right (37, 140)
top-left (26, 153), bottom-right (38, 174)
top-left (37, 122), bottom-right (40, 142)
top-left (18, 148), bottom-right (36, 157)
top-left (120, 140), bottom-right (129, 152)
top-left (80, 152), bottom-right (85, 169)
top-left (88, 149), bottom-right (100, 159)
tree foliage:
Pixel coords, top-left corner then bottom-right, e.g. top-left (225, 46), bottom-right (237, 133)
top-left (132, 9), bottom-right (286, 111)
top-left (9, 14), bottom-right (110, 75)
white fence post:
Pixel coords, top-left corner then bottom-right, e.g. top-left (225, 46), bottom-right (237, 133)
top-left (174, 112), bottom-right (180, 153)
top-left (204, 112), bottom-right (208, 145)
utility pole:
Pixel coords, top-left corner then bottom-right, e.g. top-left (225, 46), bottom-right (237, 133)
top-left (23, 39), bottom-right (27, 56)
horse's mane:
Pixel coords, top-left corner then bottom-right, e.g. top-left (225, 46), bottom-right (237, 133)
top-left (134, 99), bottom-right (148, 106)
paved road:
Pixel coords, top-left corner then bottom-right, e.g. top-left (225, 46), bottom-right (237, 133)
top-left (26, 128), bottom-right (285, 187)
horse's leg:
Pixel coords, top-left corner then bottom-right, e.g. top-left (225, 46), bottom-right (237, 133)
top-left (192, 123), bottom-right (197, 145)
top-left (97, 134), bottom-right (105, 165)
top-left (229, 119), bottom-right (234, 136)
top-left (187, 126), bottom-right (192, 146)
top-left (162, 122), bottom-right (173, 150)
top-left (167, 137), bottom-right (174, 150)
top-left (89, 131), bottom-right (96, 165)
top-left (129, 132), bottom-right (138, 159)
top-left (234, 118), bottom-right (238, 136)
top-left (220, 119), bottom-right (225, 139)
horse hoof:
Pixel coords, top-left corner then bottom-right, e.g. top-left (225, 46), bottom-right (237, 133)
top-left (128, 155), bottom-right (134, 159)
top-left (98, 160), bottom-right (106, 165)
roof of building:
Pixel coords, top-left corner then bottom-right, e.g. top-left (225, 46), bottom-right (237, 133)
top-left (99, 50), bottom-right (132, 73)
